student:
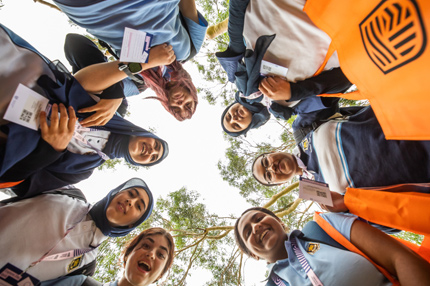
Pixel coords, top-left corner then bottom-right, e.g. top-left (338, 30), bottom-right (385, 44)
top-left (41, 227), bottom-right (175, 286)
top-left (251, 106), bottom-right (430, 195)
top-left (234, 207), bottom-right (430, 286)
top-left (218, 0), bottom-right (353, 137)
top-left (64, 33), bottom-right (198, 125)
top-left (0, 178), bottom-right (154, 283)
top-left (0, 104), bottom-right (169, 197)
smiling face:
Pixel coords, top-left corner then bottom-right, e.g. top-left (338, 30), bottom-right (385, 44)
top-left (167, 83), bottom-right (195, 120)
top-left (237, 210), bottom-right (288, 263)
top-left (253, 152), bottom-right (301, 185)
top-left (106, 187), bottom-right (150, 227)
top-left (123, 234), bottom-right (170, 286)
top-left (128, 136), bottom-right (164, 165)
top-left (223, 103), bottom-right (253, 133)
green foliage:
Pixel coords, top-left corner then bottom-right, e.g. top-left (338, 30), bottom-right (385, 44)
top-left (97, 158), bottom-right (141, 171)
top-left (393, 231), bottom-right (424, 245)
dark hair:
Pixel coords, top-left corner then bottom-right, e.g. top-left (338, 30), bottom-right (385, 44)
top-left (234, 207), bottom-right (284, 258)
top-left (140, 61), bottom-right (198, 121)
top-left (122, 227), bottom-right (175, 280)
top-left (251, 152), bottom-right (279, 186)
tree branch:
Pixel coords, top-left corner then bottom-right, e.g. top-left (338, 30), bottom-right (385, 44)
top-left (33, 0), bottom-right (62, 11)
top-left (263, 182), bottom-right (299, 209)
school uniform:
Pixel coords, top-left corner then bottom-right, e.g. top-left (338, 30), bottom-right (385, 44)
top-left (53, 0), bottom-right (208, 61)
top-left (266, 213), bottom-right (391, 286)
top-left (295, 106), bottom-right (430, 194)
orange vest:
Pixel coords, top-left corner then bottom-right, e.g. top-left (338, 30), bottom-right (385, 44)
top-left (304, 0), bottom-right (430, 140)
top-left (0, 180), bottom-right (23, 189)
top-left (344, 184), bottom-right (430, 261)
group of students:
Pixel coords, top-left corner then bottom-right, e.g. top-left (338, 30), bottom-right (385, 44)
top-left (1, 0), bottom-right (430, 285)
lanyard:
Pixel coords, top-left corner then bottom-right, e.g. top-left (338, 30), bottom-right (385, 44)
top-left (290, 236), bottom-right (323, 286)
top-left (25, 205), bottom-right (94, 272)
top-left (72, 122), bottom-right (110, 161)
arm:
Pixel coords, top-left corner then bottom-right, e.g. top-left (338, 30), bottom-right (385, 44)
top-left (75, 44), bottom-right (176, 127)
top-left (350, 220), bottom-right (430, 286)
top-left (259, 68), bottom-right (352, 102)
top-left (178, 0), bottom-right (199, 24)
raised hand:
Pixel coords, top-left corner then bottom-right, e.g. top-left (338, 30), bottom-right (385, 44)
top-left (147, 44), bottom-right (176, 68)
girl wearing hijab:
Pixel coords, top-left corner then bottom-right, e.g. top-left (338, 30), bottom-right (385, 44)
top-left (235, 207), bottom-right (430, 286)
top-left (0, 103), bottom-right (169, 198)
top-left (0, 178), bottom-right (154, 284)
top-left (64, 33), bottom-right (199, 126)
top-left (41, 227), bottom-right (175, 286)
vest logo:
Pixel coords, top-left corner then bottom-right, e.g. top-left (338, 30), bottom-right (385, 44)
top-left (360, 0), bottom-right (427, 74)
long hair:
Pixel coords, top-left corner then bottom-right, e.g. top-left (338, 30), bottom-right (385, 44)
top-left (122, 227), bottom-right (175, 280)
top-left (140, 61), bottom-right (198, 121)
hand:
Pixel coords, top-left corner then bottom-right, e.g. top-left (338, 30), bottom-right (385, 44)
top-left (259, 76), bottom-right (292, 101)
top-left (40, 103), bottom-right (76, 152)
top-left (78, 98), bottom-right (123, 127)
top-left (146, 44), bottom-right (176, 68)
top-left (319, 191), bottom-right (349, 212)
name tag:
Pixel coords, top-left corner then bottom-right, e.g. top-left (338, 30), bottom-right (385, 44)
top-left (299, 177), bottom-right (333, 206)
top-left (260, 60), bottom-right (288, 78)
top-left (120, 27), bottom-right (153, 63)
top-left (0, 263), bottom-right (40, 286)
top-left (4, 84), bottom-right (50, 131)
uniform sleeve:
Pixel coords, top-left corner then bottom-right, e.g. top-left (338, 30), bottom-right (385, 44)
top-left (1, 139), bottom-right (65, 182)
top-left (183, 11), bottom-right (208, 54)
top-left (289, 68), bottom-right (352, 102)
top-left (319, 213), bottom-right (358, 241)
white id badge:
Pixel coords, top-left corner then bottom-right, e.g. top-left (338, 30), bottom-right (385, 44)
top-left (120, 27), bottom-right (153, 63)
top-left (0, 263), bottom-right (40, 286)
top-left (260, 60), bottom-right (289, 78)
top-left (299, 177), bottom-right (333, 206)
top-left (3, 84), bottom-right (49, 131)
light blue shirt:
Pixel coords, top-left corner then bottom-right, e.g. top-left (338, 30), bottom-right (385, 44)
top-left (54, 0), bottom-right (208, 61)
top-left (266, 213), bottom-right (391, 286)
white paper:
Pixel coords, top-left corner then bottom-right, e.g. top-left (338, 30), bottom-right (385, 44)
top-left (3, 84), bottom-right (49, 131)
top-left (119, 27), bottom-right (153, 63)
top-left (260, 60), bottom-right (289, 78)
top-left (299, 178), bottom-right (333, 206)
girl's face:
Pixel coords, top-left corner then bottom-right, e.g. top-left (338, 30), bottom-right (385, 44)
top-left (167, 83), bottom-right (195, 120)
top-left (106, 187), bottom-right (150, 227)
top-left (253, 152), bottom-right (301, 185)
top-left (123, 234), bottom-right (170, 286)
top-left (128, 136), bottom-right (164, 165)
top-left (237, 210), bottom-right (288, 263)
top-left (223, 103), bottom-right (253, 132)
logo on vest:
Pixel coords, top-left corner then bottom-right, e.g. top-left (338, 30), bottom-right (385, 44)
top-left (360, 0), bottom-right (426, 74)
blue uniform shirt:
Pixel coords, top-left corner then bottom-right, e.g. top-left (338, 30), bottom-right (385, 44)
top-left (54, 0), bottom-right (208, 61)
top-left (266, 213), bottom-right (391, 286)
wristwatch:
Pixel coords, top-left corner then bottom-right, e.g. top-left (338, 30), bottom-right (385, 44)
top-left (118, 62), bottom-right (144, 84)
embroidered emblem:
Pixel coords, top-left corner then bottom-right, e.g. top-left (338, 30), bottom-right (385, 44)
top-left (302, 138), bottom-right (309, 151)
top-left (67, 255), bottom-right (83, 272)
top-left (360, 0), bottom-right (427, 74)
top-left (306, 242), bottom-right (320, 255)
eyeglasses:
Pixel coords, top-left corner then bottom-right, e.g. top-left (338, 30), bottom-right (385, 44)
top-left (261, 154), bottom-right (274, 184)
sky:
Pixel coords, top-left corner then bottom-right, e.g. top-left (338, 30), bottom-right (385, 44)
top-left (0, 0), bottom-right (290, 284)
